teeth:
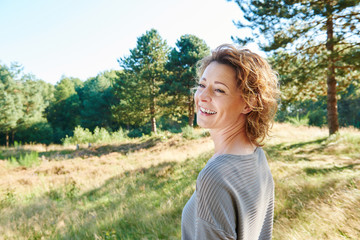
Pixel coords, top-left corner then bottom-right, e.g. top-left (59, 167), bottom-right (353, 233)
top-left (200, 107), bottom-right (217, 114)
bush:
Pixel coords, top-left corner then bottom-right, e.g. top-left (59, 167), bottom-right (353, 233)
top-left (181, 126), bottom-right (198, 140)
top-left (62, 126), bottom-right (92, 145)
top-left (63, 126), bottom-right (129, 145)
top-left (93, 127), bottom-right (111, 143)
top-left (14, 121), bottom-right (54, 145)
top-left (286, 114), bottom-right (309, 126)
top-left (8, 151), bottom-right (40, 168)
top-left (111, 128), bottom-right (128, 141)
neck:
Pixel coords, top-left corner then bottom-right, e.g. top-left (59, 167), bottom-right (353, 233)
top-left (210, 121), bottom-right (255, 156)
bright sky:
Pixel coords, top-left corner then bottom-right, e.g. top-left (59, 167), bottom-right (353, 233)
top-left (0, 0), bottom-right (260, 85)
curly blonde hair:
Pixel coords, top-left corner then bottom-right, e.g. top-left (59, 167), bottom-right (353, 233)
top-left (197, 44), bottom-right (279, 146)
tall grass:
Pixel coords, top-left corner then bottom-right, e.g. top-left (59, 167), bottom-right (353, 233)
top-left (0, 123), bottom-right (359, 239)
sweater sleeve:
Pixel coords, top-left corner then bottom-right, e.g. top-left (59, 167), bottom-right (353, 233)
top-left (195, 163), bottom-right (239, 240)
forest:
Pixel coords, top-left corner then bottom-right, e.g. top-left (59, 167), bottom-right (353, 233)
top-left (1, 1), bottom-right (360, 147)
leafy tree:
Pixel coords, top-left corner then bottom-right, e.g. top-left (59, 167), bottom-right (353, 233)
top-left (115, 29), bottom-right (170, 133)
top-left (79, 70), bottom-right (118, 131)
top-left (112, 71), bottom-right (149, 129)
top-left (163, 34), bottom-right (210, 127)
top-left (46, 76), bottom-right (83, 141)
top-left (230, 0), bottom-right (360, 134)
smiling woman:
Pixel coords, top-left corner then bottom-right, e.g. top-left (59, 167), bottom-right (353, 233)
top-left (181, 44), bottom-right (279, 240)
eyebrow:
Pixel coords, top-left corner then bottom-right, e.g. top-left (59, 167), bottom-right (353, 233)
top-left (201, 77), bottom-right (230, 90)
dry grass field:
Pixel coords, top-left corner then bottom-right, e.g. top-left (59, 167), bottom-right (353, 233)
top-left (0, 123), bottom-right (359, 239)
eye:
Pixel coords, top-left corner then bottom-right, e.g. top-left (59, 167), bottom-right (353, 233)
top-left (197, 83), bottom-right (205, 88)
top-left (215, 89), bottom-right (225, 94)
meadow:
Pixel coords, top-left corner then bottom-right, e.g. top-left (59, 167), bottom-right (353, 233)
top-left (0, 123), bottom-right (359, 240)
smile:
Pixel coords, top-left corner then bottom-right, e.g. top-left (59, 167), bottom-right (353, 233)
top-left (200, 106), bottom-right (217, 115)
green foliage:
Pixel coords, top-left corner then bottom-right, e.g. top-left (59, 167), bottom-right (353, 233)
top-left (79, 70), bottom-right (118, 131)
top-left (62, 126), bottom-right (129, 145)
top-left (113, 29), bottom-right (170, 133)
top-left (15, 121), bottom-right (54, 145)
top-left (46, 76), bottom-right (82, 138)
top-left (181, 125), bottom-right (198, 139)
top-left (0, 64), bottom-right (23, 146)
top-left (338, 83), bottom-right (360, 128)
top-left (231, 0), bottom-right (360, 134)
top-left (276, 83), bottom-right (360, 128)
top-left (7, 151), bottom-right (40, 168)
top-left (62, 126), bottom-right (92, 145)
top-left (286, 114), bottom-right (309, 127)
top-left (163, 34), bottom-right (210, 126)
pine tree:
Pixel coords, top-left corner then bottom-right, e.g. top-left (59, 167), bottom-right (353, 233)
top-left (163, 34), bottom-right (210, 126)
top-left (115, 29), bottom-right (170, 133)
top-left (0, 64), bottom-right (23, 146)
top-left (230, 0), bottom-right (360, 134)
top-left (80, 70), bottom-right (118, 131)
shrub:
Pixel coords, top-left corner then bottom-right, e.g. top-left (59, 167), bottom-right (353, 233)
top-left (93, 127), bottom-right (111, 143)
top-left (181, 126), bottom-right (198, 140)
top-left (62, 126), bottom-right (92, 145)
top-left (63, 126), bottom-right (129, 145)
top-left (286, 114), bottom-right (309, 126)
top-left (111, 128), bottom-right (128, 141)
top-left (7, 151), bottom-right (40, 168)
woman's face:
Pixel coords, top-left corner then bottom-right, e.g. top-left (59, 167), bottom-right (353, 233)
top-left (195, 61), bottom-right (249, 130)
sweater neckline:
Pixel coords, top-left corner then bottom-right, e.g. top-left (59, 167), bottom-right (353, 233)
top-left (212, 147), bottom-right (260, 159)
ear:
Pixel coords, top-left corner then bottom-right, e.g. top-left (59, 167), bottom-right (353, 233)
top-left (242, 104), bottom-right (252, 114)
top-left (242, 96), bottom-right (257, 114)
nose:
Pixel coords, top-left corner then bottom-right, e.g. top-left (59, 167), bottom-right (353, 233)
top-left (196, 87), bottom-right (212, 103)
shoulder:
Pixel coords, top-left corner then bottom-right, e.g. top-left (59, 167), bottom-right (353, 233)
top-left (198, 148), bottom-right (266, 186)
top-left (196, 148), bottom-right (273, 201)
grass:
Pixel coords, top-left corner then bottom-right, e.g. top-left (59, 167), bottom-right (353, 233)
top-left (0, 123), bottom-right (359, 239)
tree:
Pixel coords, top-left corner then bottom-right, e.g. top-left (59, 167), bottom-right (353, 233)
top-left (112, 71), bottom-right (149, 129)
top-left (0, 64), bottom-right (23, 147)
top-left (115, 29), bottom-right (170, 133)
top-left (79, 70), bottom-right (118, 131)
top-left (163, 34), bottom-right (210, 126)
top-left (230, 0), bottom-right (360, 135)
top-left (46, 76), bottom-right (83, 141)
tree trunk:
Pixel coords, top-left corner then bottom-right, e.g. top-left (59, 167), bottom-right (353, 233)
top-left (188, 95), bottom-right (194, 127)
top-left (150, 77), bottom-right (157, 134)
top-left (6, 132), bottom-right (9, 148)
top-left (150, 98), bottom-right (157, 134)
top-left (326, 11), bottom-right (339, 135)
top-left (12, 130), bottom-right (15, 145)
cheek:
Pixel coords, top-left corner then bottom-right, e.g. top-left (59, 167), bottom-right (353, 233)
top-left (194, 91), bottom-right (200, 106)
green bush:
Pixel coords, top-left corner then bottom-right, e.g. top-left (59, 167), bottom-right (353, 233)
top-left (181, 125), bottom-right (198, 140)
top-left (111, 128), bottom-right (128, 141)
top-left (62, 126), bottom-right (92, 145)
top-left (14, 121), bottom-right (54, 145)
top-left (7, 151), bottom-right (40, 168)
top-left (286, 114), bottom-right (309, 126)
top-left (63, 126), bottom-right (129, 145)
top-left (93, 127), bottom-right (111, 143)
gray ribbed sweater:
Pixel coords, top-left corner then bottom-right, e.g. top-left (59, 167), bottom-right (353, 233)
top-left (181, 147), bottom-right (274, 240)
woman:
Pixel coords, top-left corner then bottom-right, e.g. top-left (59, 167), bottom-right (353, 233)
top-left (181, 44), bottom-right (279, 240)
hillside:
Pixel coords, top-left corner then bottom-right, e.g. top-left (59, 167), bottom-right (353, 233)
top-left (0, 123), bottom-right (359, 239)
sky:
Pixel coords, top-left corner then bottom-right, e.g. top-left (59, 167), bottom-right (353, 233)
top-left (0, 0), bottom-right (260, 85)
